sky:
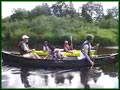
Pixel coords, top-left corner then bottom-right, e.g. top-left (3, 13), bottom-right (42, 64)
top-left (2, 1), bottom-right (118, 18)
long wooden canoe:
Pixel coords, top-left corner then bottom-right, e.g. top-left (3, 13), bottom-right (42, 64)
top-left (2, 51), bottom-right (118, 69)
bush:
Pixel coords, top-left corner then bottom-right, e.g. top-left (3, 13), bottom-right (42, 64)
top-left (2, 15), bottom-right (118, 49)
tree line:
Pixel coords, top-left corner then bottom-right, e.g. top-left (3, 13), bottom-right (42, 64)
top-left (2, 2), bottom-right (118, 49)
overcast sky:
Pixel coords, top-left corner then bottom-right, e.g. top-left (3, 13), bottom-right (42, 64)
top-left (2, 1), bottom-right (118, 18)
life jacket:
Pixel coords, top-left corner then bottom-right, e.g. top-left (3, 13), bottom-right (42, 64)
top-left (18, 41), bottom-right (30, 55)
top-left (81, 41), bottom-right (91, 57)
top-left (50, 50), bottom-right (54, 56)
top-left (49, 50), bottom-right (55, 59)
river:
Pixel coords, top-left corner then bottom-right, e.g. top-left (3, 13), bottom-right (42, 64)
top-left (2, 62), bottom-right (118, 88)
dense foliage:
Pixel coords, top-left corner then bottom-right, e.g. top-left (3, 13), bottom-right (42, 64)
top-left (2, 2), bottom-right (118, 49)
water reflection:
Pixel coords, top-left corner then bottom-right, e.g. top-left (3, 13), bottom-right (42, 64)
top-left (2, 65), bottom-right (118, 88)
top-left (44, 75), bottom-right (48, 86)
top-left (80, 67), bottom-right (90, 88)
top-left (66, 74), bottom-right (73, 84)
top-left (55, 74), bottom-right (65, 84)
top-left (20, 68), bottom-right (31, 88)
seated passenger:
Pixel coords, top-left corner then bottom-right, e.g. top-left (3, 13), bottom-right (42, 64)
top-left (44, 46), bottom-right (66, 60)
top-left (64, 41), bottom-right (73, 53)
top-left (18, 35), bottom-right (41, 59)
top-left (43, 41), bottom-right (50, 51)
top-left (43, 46), bottom-right (55, 59)
top-left (54, 50), bottom-right (66, 60)
top-left (68, 41), bottom-right (73, 50)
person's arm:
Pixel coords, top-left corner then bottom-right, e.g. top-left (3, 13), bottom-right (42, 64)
top-left (21, 43), bottom-right (34, 53)
top-left (43, 46), bottom-right (46, 51)
top-left (83, 45), bottom-right (94, 66)
top-left (91, 44), bottom-right (99, 50)
top-left (64, 46), bottom-right (69, 52)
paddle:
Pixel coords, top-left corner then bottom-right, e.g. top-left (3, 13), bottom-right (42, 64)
top-left (91, 44), bottom-right (99, 69)
top-left (70, 36), bottom-right (73, 50)
top-left (98, 53), bottom-right (118, 57)
top-left (70, 35), bottom-right (74, 55)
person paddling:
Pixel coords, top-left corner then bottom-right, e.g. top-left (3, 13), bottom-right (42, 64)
top-left (18, 35), bottom-right (41, 59)
top-left (77, 34), bottom-right (99, 66)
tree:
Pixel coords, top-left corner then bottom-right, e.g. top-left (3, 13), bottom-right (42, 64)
top-left (30, 3), bottom-right (51, 18)
top-left (10, 8), bottom-right (28, 21)
top-left (81, 2), bottom-right (104, 22)
top-left (98, 6), bottom-right (118, 29)
top-left (106, 6), bottom-right (118, 20)
top-left (65, 2), bottom-right (76, 18)
top-left (51, 1), bottom-right (76, 18)
top-left (50, 1), bottom-right (67, 17)
top-left (93, 2), bottom-right (104, 21)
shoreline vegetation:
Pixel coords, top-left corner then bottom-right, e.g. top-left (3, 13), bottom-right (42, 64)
top-left (2, 2), bottom-right (118, 50)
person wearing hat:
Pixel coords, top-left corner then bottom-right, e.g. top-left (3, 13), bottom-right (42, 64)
top-left (77, 34), bottom-right (99, 66)
top-left (18, 35), bottom-right (41, 59)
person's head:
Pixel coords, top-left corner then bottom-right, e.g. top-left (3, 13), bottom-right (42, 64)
top-left (64, 41), bottom-right (69, 45)
top-left (22, 35), bottom-right (29, 43)
top-left (44, 41), bottom-right (48, 45)
top-left (85, 34), bottom-right (94, 42)
top-left (50, 46), bottom-right (55, 51)
top-left (55, 50), bottom-right (59, 53)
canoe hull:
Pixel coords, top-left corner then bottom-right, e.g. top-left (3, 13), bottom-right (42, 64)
top-left (2, 51), bottom-right (117, 69)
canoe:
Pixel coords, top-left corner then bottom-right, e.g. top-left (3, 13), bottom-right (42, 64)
top-left (2, 51), bottom-right (118, 69)
top-left (32, 50), bottom-right (95, 56)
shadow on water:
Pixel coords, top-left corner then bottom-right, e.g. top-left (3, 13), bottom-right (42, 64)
top-left (20, 68), bottom-right (31, 88)
top-left (80, 67), bottom-right (90, 88)
top-left (79, 67), bottom-right (103, 88)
